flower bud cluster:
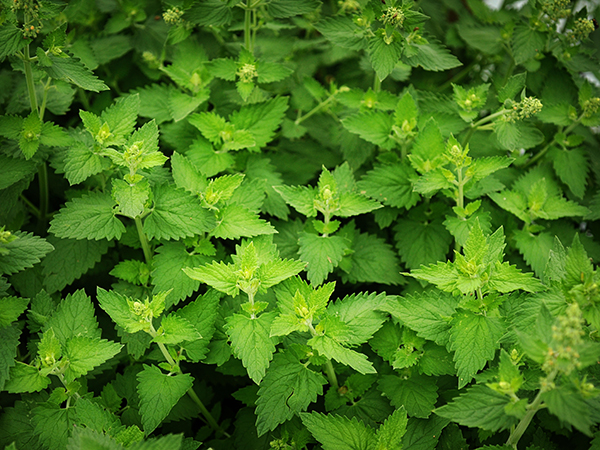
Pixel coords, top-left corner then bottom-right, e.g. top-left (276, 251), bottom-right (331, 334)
top-left (163, 7), bottom-right (184, 25)
top-left (237, 63), bottom-right (258, 84)
top-left (542, 303), bottom-right (585, 375)
top-left (381, 7), bottom-right (405, 27)
top-left (11, 0), bottom-right (43, 38)
top-left (540, 0), bottom-right (571, 21)
top-left (582, 97), bottom-right (600, 118)
top-left (505, 97), bottom-right (543, 122)
top-left (567, 18), bottom-right (596, 44)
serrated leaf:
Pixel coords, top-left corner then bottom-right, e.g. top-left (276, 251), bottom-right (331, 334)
top-left (0, 324), bottom-right (21, 390)
top-left (542, 385), bottom-right (594, 435)
top-left (394, 218), bottom-right (452, 270)
top-left (298, 232), bottom-right (349, 285)
top-left (489, 261), bottom-right (544, 293)
top-left (212, 204), bottom-right (277, 240)
top-left (152, 242), bottom-right (211, 307)
top-left (257, 258), bottom-right (306, 290)
top-left (383, 291), bottom-right (458, 347)
top-left (32, 403), bottom-right (76, 449)
top-left (44, 52), bottom-right (109, 92)
top-left (273, 185), bottom-right (317, 217)
top-left (226, 311), bottom-right (278, 384)
top-left (64, 142), bottom-right (107, 185)
top-left (314, 16), bottom-right (366, 51)
top-left (0, 231), bottom-right (54, 275)
top-left (512, 25), bottom-right (545, 64)
top-left (376, 407), bottom-right (408, 450)
top-left (4, 361), bottom-right (50, 393)
top-left (143, 184), bottom-right (215, 240)
top-left (64, 337), bottom-right (122, 383)
top-left (112, 178), bottom-right (150, 219)
top-left (550, 147), bottom-right (588, 199)
top-left (301, 412), bottom-right (376, 450)
top-left (449, 311), bottom-right (505, 388)
top-left (497, 73), bottom-right (527, 103)
top-left (488, 190), bottom-right (529, 222)
top-left (341, 231), bottom-right (404, 285)
top-left (368, 30), bottom-right (404, 82)
top-left (0, 154), bottom-right (36, 190)
top-left (49, 191), bottom-right (124, 241)
top-left (154, 314), bottom-right (200, 345)
top-left (44, 290), bottom-right (101, 345)
top-left (435, 385), bottom-right (517, 431)
top-left (338, 193), bottom-right (382, 217)
top-left (184, 261), bottom-right (239, 296)
top-left (404, 36), bottom-right (462, 72)
top-left (0, 296), bottom-right (29, 328)
top-left (229, 97), bottom-right (289, 148)
top-left (175, 290), bottom-right (220, 362)
top-left (357, 162), bottom-right (420, 209)
top-left (0, 23), bottom-right (29, 60)
top-left (308, 334), bottom-right (376, 374)
top-left (137, 365), bottom-right (193, 435)
top-left (256, 350), bottom-right (327, 436)
top-left (171, 151), bottom-right (208, 196)
top-left (97, 288), bottom-right (144, 334)
top-left (378, 374), bottom-right (438, 418)
top-left (328, 292), bottom-right (387, 346)
top-left (342, 111), bottom-right (395, 149)
top-left (266, 0), bottom-right (321, 18)
top-left (257, 61), bottom-right (294, 83)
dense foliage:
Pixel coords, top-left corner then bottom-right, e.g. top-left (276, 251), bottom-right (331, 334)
top-left (1, 0), bottom-right (600, 449)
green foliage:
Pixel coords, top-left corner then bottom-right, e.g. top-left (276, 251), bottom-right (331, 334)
top-left (2, 0), bottom-right (600, 448)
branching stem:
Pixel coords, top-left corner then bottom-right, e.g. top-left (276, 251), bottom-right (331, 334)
top-left (134, 216), bottom-right (153, 266)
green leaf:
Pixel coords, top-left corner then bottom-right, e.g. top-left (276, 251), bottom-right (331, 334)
top-left (541, 385), bottom-right (594, 436)
top-left (550, 147), bottom-right (588, 199)
top-left (402, 416), bottom-right (450, 449)
top-left (256, 350), bottom-right (327, 436)
top-left (257, 258), bottom-right (306, 290)
top-left (97, 288), bottom-right (144, 333)
top-left (308, 334), bottom-right (376, 374)
top-left (449, 311), bottom-right (505, 388)
top-left (497, 73), bottom-right (527, 103)
top-left (225, 311), bottom-right (278, 384)
top-left (328, 292), bottom-right (388, 345)
top-left (136, 365), bottom-right (194, 435)
top-left (49, 191), bottom-right (125, 241)
top-left (143, 184), bottom-right (215, 241)
top-left (44, 52), bottom-right (109, 92)
top-left (378, 374), bottom-right (438, 418)
top-left (435, 385), bottom-right (518, 431)
top-left (383, 291), bottom-right (458, 347)
top-left (512, 25), bottom-right (545, 64)
top-left (64, 337), bottom-right (122, 383)
top-left (314, 16), bottom-right (366, 51)
top-left (0, 296), bottom-right (29, 327)
top-left (376, 407), bottom-right (408, 450)
top-left (301, 412), bottom-right (376, 450)
top-left (112, 178), bottom-right (150, 219)
top-left (338, 193), bottom-right (382, 217)
top-left (0, 231), bottom-right (54, 275)
top-left (44, 290), bottom-right (101, 345)
top-left (342, 111), bottom-right (395, 149)
top-left (184, 261), bottom-right (239, 297)
top-left (229, 97), bottom-right (289, 148)
top-left (513, 230), bottom-right (555, 278)
top-left (488, 190), bottom-right (529, 223)
top-left (266, 0), bottom-right (321, 18)
top-left (212, 204), bottom-right (277, 240)
top-left (404, 36), bottom-right (462, 72)
top-left (4, 361), bottom-right (50, 393)
top-left (409, 118), bottom-right (446, 173)
top-left (0, 23), bottom-right (29, 59)
top-left (64, 142), bottom-right (107, 185)
top-left (0, 324), bottom-right (20, 390)
top-left (340, 230), bottom-right (404, 285)
top-left (273, 185), bottom-right (317, 217)
top-left (171, 151), bottom-right (208, 196)
top-left (298, 232), bottom-right (349, 285)
top-left (154, 314), bottom-right (200, 345)
top-left (175, 290), bottom-right (221, 362)
top-left (368, 30), bottom-right (404, 82)
top-left (394, 218), bottom-right (452, 270)
top-left (32, 403), bottom-right (77, 449)
top-left (152, 242), bottom-right (211, 307)
top-left (357, 162), bottom-right (420, 210)
top-left (257, 61), bottom-right (294, 83)
top-left (0, 154), bottom-right (36, 190)
top-left (489, 261), bottom-right (545, 293)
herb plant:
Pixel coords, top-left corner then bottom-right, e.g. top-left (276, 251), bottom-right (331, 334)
top-left (1, 0), bottom-right (600, 449)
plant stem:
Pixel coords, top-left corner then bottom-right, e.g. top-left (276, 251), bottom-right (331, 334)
top-left (134, 216), bottom-right (153, 266)
top-left (37, 163), bottom-right (49, 232)
top-left (506, 370), bottom-right (557, 448)
top-left (296, 94), bottom-right (337, 125)
top-left (373, 74), bottom-right (381, 93)
top-left (150, 324), bottom-right (230, 438)
top-left (461, 108), bottom-right (511, 147)
top-left (23, 45), bottom-right (39, 115)
top-left (244, 5), bottom-right (253, 52)
top-left (323, 359), bottom-right (339, 390)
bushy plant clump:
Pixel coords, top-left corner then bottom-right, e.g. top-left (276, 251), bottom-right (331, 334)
top-left (1, 0), bottom-right (600, 449)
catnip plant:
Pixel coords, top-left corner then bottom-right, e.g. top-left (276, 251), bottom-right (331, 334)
top-left (1, 0), bottom-right (600, 449)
